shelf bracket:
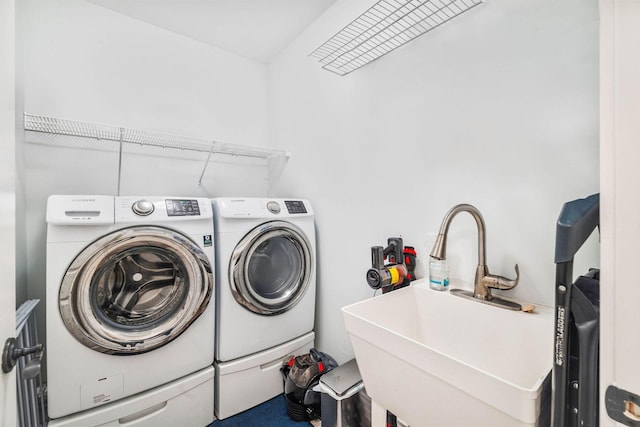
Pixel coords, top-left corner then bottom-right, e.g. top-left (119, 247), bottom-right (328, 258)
top-left (268, 151), bottom-right (291, 185)
top-left (117, 127), bottom-right (124, 196)
top-left (198, 141), bottom-right (217, 186)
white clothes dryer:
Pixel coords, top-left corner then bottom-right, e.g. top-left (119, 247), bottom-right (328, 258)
top-left (46, 195), bottom-right (215, 422)
top-left (212, 198), bottom-right (316, 419)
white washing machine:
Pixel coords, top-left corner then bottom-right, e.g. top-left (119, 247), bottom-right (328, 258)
top-left (212, 198), bottom-right (316, 419)
top-left (46, 195), bottom-right (216, 424)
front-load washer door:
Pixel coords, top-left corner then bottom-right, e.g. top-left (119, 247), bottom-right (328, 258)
top-left (59, 225), bottom-right (212, 355)
top-left (230, 221), bottom-right (313, 315)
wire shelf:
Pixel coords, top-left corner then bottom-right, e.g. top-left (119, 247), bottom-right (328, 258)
top-left (23, 113), bottom-right (285, 160)
top-left (24, 113), bottom-right (289, 190)
top-left (309, 0), bottom-right (483, 76)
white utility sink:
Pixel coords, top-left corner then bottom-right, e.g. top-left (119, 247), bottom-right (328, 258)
top-left (342, 280), bottom-right (553, 427)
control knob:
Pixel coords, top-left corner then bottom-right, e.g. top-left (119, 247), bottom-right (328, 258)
top-left (267, 201), bottom-right (281, 214)
top-left (132, 199), bottom-right (154, 216)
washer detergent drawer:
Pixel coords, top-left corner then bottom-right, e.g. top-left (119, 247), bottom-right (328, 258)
top-left (215, 332), bottom-right (315, 420)
top-left (48, 367), bottom-right (214, 427)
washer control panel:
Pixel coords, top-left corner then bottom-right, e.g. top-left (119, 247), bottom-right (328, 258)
top-left (285, 200), bottom-right (307, 214)
top-left (131, 199), bottom-right (155, 216)
top-left (116, 196), bottom-right (211, 221)
top-left (165, 199), bottom-right (201, 216)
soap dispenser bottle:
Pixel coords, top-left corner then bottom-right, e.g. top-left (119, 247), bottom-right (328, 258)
top-left (429, 256), bottom-right (449, 291)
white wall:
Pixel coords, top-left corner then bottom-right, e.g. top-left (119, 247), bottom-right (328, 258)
top-left (269, 0), bottom-right (600, 362)
top-left (600, 1), bottom-right (640, 424)
top-left (0, 0), bottom-right (17, 423)
top-left (14, 0), bottom-right (26, 306)
top-left (21, 0), bottom-right (273, 357)
top-left (22, 0), bottom-right (269, 144)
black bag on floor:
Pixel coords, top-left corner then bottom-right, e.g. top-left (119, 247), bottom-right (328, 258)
top-left (281, 348), bottom-right (338, 421)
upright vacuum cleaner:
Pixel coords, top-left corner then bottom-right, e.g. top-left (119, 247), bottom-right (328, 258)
top-left (552, 193), bottom-right (600, 427)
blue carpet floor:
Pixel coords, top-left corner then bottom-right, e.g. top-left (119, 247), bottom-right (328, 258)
top-left (209, 395), bottom-right (310, 427)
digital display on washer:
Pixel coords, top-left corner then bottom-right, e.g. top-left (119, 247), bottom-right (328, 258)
top-left (285, 200), bottom-right (307, 214)
top-left (166, 199), bottom-right (201, 216)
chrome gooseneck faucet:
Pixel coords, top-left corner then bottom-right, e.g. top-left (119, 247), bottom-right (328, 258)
top-left (430, 204), bottom-right (521, 310)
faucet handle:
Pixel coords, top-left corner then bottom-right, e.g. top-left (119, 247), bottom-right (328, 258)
top-left (481, 264), bottom-right (519, 291)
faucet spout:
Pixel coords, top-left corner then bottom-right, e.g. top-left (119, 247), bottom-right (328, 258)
top-left (430, 203), bottom-right (487, 275)
top-left (430, 204), bottom-right (521, 310)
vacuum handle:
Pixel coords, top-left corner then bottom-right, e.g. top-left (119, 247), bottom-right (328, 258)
top-left (385, 237), bottom-right (404, 265)
top-left (552, 267), bottom-right (572, 427)
top-left (371, 246), bottom-right (384, 270)
top-left (554, 193), bottom-right (599, 264)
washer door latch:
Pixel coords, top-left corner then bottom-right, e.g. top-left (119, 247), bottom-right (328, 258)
top-left (2, 337), bottom-right (43, 376)
top-left (606, 385), bottom-right (640, 425)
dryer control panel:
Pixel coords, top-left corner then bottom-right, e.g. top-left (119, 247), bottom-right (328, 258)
top-left (214, 198), bottom-right (313, 218)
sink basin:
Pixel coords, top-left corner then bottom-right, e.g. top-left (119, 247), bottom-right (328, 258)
top-left (342, 280), bottom-right (553, 427)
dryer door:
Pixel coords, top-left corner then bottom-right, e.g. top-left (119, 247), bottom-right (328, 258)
top-left (230, 221), bottom-right (313, 315)
top-left (59, 225), bottom-right (212, 355)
